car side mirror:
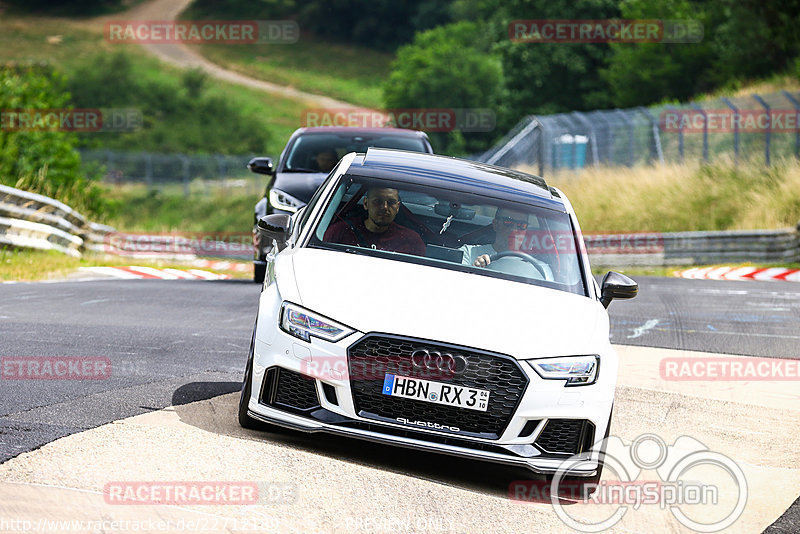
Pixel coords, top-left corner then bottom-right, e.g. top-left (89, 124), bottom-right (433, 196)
top-left (248, 157), bottom-right (274, 176)
top-left (257, 214), bottom-right (292, 251)
top-left (600, 271), bottom-right (638, 308)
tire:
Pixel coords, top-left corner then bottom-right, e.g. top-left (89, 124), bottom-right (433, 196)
top-left (253, 262), bottom-right (266, 283)
top-left (238, 331), bottom-right (273, 430)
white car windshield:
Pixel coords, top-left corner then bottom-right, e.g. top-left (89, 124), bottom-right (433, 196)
top-left (307, 176), bottom-right (588, 296)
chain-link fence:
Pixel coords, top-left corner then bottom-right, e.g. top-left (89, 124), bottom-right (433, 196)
top-left (479, 90), bottom-right (800, 174)
top-left (79, 150), bottom-right (272, 196)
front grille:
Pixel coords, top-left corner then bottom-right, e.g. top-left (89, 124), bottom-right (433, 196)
top-left (534, 419), bottom-right (594, 455)
top-left (259, 367), bottom-right (320, 414)
top-left (347, 334), bottom-right (528, 439)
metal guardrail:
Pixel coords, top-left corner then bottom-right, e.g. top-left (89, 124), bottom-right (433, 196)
top-left (586, 227), bottom-right (800, 267)
top-left (0, 184), bottom-right (114, 257)
top-left (2, 182), bottom-right (797, 267)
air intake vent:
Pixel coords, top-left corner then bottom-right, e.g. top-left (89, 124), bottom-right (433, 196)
top-left (259, 367), bottom-right (320, 414)
top-left (534, 419), bottom-right (594, 456)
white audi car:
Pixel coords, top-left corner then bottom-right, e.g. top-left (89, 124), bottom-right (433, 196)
top-left (239, 148), bottom-right (637, 484)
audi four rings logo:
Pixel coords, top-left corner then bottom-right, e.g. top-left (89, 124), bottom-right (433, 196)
top-left (411, 349), bottom-right (468, 375)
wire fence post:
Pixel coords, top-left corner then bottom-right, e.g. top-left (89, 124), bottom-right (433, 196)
top-left (721, 97), bottom-right (740, 166)
top-left (752, 94), bottom-right (771, 166)
top-left (571, 111), bottom-right (598, 166)
top-left (144, 153), bottom-right (153, 188)
top-left (782, 90), bottom-right (800, 159)
top-left (637, 107), bottom-right (664, 165)
top-left (690, 103), bottom-right (709, 163)
top-left (180, 155), bottom-right (190, 197)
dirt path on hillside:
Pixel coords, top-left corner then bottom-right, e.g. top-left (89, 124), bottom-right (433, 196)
top-left (92, 0), bottom-right (361, 109)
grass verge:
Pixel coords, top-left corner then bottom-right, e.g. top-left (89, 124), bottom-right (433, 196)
top-left (535, 159), bottom-right (800, 233)
top-left (188, 39), bottom-right (391, 109)
top-left (0, 248), bottom-right (251, 282)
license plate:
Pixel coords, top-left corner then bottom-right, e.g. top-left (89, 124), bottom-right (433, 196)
top-left (382, 374), bottom-right (490, 412)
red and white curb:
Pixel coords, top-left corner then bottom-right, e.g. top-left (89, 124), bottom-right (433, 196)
top-left (79, 266), bottom-right (231, 280)
top-left (191, 259), bottom-right (250, 273)
top-left (674, 266), bottom-right (800, 282)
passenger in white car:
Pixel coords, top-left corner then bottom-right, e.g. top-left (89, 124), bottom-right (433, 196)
top-left (460, 207), bottom-right (552, 279)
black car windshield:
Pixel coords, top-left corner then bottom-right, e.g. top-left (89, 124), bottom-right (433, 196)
top-left (284, 133), bottom-right (427, 172)
top-left (307, 176), bottom-right (588, 296)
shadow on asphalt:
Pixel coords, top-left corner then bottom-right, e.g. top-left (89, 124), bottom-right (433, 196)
top-left (170, 382), bottom-right (576, 505)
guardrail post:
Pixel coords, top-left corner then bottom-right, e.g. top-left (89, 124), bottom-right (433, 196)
top-left (782, 90), bottom-right (800, 159)
top-left (690, 103), bottom-right (709, 163)
top-left (752, 94), bottom-right (771, 166)
top-left (721, 97), bottom-right (740, 166)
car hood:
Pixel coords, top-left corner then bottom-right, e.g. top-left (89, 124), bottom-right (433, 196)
top-left (273, 171), bottom-right (327, 203)
top-left (288, 248), bottom-right (609, 359)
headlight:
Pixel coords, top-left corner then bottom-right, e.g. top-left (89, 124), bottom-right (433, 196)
top-left (527, 355), bottom-right (599, 386)
top-left (269, 189), bottom-right (303, 213)
top-left (280, 302), bottom-right (353, 343)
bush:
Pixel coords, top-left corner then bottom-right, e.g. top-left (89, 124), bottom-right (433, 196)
top-left (383, 21), bottom-right (504, 154)
top-left (0, 63), bottom-right (108, 217)
top-left (66, 52), bottom-right (271, 154)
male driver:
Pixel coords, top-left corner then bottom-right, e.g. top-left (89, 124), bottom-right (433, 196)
top-left (324, 187), bottom-right (426, 256)
top-left (315, 149), bottom-right (338, 173)
top-left (461, 207), bottom-right (551, 278)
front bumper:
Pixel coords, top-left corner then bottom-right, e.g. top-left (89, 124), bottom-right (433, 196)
top-left (246, 292), bottom-right (615, 476)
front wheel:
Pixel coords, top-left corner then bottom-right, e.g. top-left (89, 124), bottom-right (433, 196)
top-left (253, 262), bottom-right (266, 283)
top-left (238, 331), bottom-right (273, 430)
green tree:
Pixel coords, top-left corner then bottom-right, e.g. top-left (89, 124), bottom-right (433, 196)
top-left (383, 21), bottom-right (504, 154)
top-left (600, 0), bottom-right (717, 107)
top-left (0, 64), bottom-right (106, 215)
top-left (493, 0), bottom-right (621, 115)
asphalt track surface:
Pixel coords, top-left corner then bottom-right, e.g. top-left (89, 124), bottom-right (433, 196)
top-left (0, 276), bottom-right (798, 532)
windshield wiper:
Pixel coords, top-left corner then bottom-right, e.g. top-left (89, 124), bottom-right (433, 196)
top-left (283, 167), bottom-right (319, 173)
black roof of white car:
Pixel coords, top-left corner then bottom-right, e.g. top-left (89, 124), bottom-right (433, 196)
top-left (346, 148), bottom-right (564, 211)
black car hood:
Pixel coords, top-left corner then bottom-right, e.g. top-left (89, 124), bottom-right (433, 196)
top-left (271, 171), bottom-right (327, 203)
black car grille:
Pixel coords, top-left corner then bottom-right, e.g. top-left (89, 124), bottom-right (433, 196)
top-left (347, 334), bottom-right (528, 439)
top-left (534, 419), bottom-right (594, 456)
top-left (259, 367), bottom-right (320, 414)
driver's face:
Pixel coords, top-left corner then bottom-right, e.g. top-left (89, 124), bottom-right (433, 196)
top-left (364, 188), bottom-right (400, 228)
top-left (493, 208), bottom-right (529, 249)
top-left (316, 152), bottom-right (337, 172)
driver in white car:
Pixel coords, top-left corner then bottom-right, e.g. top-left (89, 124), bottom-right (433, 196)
top-left (460, 207), bottom-right (552, 279)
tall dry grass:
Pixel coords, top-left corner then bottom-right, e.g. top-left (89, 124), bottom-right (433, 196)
top-left (518, 158), bottom-right (800, 233)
